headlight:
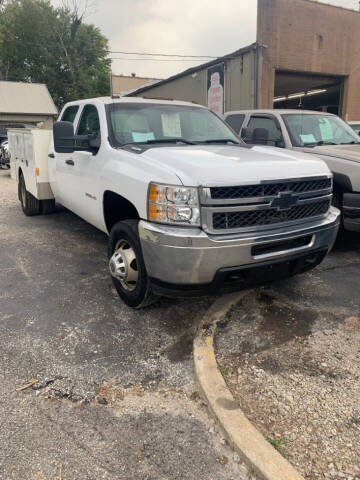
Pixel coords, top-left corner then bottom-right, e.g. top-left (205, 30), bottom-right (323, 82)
top-left (148, 183), bottom-right (200, 226)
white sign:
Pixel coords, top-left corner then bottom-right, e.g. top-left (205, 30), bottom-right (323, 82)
top-left (132, 132), bottom-right (155, 142)
top-left (207, 63), bottom-right (225, 115)
top-left (161, 113), bottom-right (182, 138)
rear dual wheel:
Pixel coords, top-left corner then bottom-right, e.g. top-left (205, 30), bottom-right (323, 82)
top-left (41, 199), bottom-right (56, 214)
top-left (18, 173), bottom-right (56, 216)
top-left (19, 173), bottom-right (40, 216)
top-left (108, 220), bottom-right (157, 308)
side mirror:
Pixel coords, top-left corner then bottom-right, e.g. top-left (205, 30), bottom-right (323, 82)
top-left (53, 121), bottom-right (75, 154)
top-left (88, 132), bottom-right (101, 150)
top-left (53, 121), bottom-right (97, 153)
top-left (252, 127), bottom-right (269, 145)
top-left (241, 127), bottom-right (251, 143)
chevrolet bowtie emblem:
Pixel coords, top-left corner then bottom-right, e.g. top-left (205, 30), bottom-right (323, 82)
top-left (271, 191), bottom-right (298, 211)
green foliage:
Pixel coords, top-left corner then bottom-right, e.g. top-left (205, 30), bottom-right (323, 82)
top-left (218, 365), bottom-right (229, 376)
top-left (0, 0), bottom-right (111, 107)
top-left (266, 436), bottom-right (287, 458)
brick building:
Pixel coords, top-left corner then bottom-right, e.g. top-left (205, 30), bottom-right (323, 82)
top-left (129, 0), bottom-right (360, 120)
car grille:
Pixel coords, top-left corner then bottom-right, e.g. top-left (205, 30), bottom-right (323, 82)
top-left (201, 176), bottom-right (332, 233)
top-left (212, 199), bottom-right (331, 230)
top-left (210, 178), bottom-right (331, 200)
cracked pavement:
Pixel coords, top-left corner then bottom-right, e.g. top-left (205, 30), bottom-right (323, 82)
top-left (0, 170), bottom-right (249, 480)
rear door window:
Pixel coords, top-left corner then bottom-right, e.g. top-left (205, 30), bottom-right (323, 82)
top-left (61, 105), bottom-right (79, 124)
top-left (225, 114), bottom-right (245, 134)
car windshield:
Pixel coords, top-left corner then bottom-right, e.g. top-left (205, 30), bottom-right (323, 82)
top-left (107, 103), bottom-right (241, 147)
top-left (282, 113), bottom-right (360, 147)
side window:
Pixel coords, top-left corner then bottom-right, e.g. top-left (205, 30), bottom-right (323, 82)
top-left (61, 105), bottom-right (79, 124)
top-left (225, 114), bottom-right (245, 134)
top-left (77, 105), bottom-right (101, 136)
top-left (76, 104), bottom-right (101, 151)
top-left (246, 116), bottom-right (283, 147)
top-left (352, 124), bottom-right (360, 136)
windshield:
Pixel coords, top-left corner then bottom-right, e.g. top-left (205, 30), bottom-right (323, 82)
top-left (107, 103), bottom-right (241, 147)
top-left (282, 113), bottom-right (360, 147)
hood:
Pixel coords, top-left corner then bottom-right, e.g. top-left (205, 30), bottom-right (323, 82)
top-left (142, 145), bottom-right (330, 186)
top-left (302, 144), bottom-right (360, 163)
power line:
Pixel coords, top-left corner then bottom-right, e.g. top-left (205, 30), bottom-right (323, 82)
top-left (111, 57), bottom-right (205, 62)
top-left (109, 50), bottom-right (217, 59)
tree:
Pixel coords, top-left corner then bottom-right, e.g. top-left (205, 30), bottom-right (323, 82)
top-left (0, 0), bottom-right (110, 107)
top-left (0, 0), bottom-right (10, 9)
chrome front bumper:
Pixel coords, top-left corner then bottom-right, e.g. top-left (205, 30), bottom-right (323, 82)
top-left (139, 207), bottom-right (340, 286)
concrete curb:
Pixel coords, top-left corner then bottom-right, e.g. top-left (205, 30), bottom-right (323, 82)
top-left (193, 292), bottom-right (305, 480)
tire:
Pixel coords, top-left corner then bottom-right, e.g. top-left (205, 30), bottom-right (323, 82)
top-left (18, 173), bottom-right (40, 216)
top-left (108, 219), bottom-right (158, 308)
top-left (41, 199), bottom-right (56, 214)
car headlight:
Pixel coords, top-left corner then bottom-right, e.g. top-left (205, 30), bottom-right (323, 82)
top-left (148, 183), bottom-right (200, 226)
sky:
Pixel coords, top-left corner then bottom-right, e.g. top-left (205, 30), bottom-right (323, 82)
top-left (52, 0), bottom-right (359, 79)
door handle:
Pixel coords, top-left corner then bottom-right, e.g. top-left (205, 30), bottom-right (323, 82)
top-left (48, 153), bottom-right (55, 158)
top-left (65, 159), bottom-right (74, 166)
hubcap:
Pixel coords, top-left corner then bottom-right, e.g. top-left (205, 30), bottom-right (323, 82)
top-left (109, 239), bottom-right (138, 291)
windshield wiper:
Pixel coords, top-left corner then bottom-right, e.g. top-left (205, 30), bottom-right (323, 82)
top-left (120, 138), bottom-right (195, 148)
top-left (316, 141), bottom-right (337, 146)
top-left (304, 141), bottom-right (337, 147)
top-left (145, 138), bottom-right (195, 145)
top-left (200, 138), bottom-right (239, 144)
top-left (339, 141), bottom-right (360, 145)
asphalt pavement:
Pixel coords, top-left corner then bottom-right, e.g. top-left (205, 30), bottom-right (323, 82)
top-left (0, 170), bottom-right (248, 480)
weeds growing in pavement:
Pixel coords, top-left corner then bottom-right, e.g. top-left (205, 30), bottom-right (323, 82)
top-left (267, 436), bottom-right (287, 458)
top-left (218, 365), bottom-right (229, 376)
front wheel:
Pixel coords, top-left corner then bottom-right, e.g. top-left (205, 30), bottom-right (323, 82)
top-left (108, 220), bottom-right (157, 308)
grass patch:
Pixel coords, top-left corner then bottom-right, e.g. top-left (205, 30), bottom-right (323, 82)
top-left (190, 391), bottom-right (200, 401)
top-left (249, 467), bottom-right (261, 479)
top-left (218, 365), bottom-right (229, 376)
top-left (267, 436), bottom-right (287, 457)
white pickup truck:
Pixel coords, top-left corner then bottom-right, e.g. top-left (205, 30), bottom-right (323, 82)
top-left (224, 109), bottom-right (360, 232)
top-left (12, 97), bottom-right (340, 307)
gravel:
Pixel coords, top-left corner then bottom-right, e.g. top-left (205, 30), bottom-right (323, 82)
top-left (216, 237), bottom-right (360, 480)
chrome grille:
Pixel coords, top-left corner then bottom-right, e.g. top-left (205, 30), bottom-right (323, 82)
top-left (212, 199), bottom-right (331, 230)
top-left (200, 176), bottom-right (332, 234)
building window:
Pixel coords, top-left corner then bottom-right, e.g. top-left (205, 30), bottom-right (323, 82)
top-left (317, 34), bottom-right (323, 49)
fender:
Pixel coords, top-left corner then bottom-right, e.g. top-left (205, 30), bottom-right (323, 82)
top-left (332, 172), bottom-right (353, 193)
